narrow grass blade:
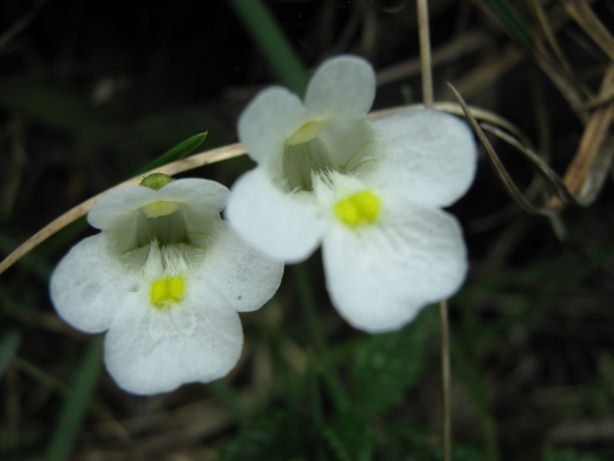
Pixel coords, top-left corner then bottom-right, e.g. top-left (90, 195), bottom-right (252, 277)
top-left (483, 0), bottom-right (531, 46)
top-left (137, 131), bottom-right (208, 173)
top-left (564, 0), bottom-right (614, 63)
top-left (13, 357), bottom-right (71, 395)
top-left (45, 337), bottom-right (103, 461)
top-left (528, 0), bottom-right (574, 76)
top-left (230, 0), bottom-right (309, 95)
top-left (0, 85), bottom-right (104, 139)
top-left (448, 83), bottom-right (572, 215)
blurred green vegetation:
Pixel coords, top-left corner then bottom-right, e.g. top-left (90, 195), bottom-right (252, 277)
top-left (1, 1), bottom-right (614, 460)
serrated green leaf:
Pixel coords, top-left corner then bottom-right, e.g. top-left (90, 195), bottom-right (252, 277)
top-left (323, 412), bottom-right (374, 461)
top-left (217, 410), bottom-right (312, 461)
top-left (350, 308), bottom-right (435, 416)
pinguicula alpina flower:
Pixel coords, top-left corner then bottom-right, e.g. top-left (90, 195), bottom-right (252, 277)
top-left (226, 55), bottom-right (477, 333)
top-left (50, 175), bottom-right (283, 395)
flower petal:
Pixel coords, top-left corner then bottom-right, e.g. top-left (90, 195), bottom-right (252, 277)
top-left (365, 109), bottom-right (477, 207)
top-left (157, 178), bottom-right (229, 212)
top-left (88, 185), bottom-right (157, 230)
top-left (225, 168), bottom-right (327, 263)
top-left (49, 234), bottom-right (138, 333)
top-left (322, 203), bottom-right (467, 333)
top-left (103, 282), bottom-right (243, 395)
top-left (200, 220), bottom-right (283, 312)
top-left (304, 55), bottom-right (375, 120)
top-left (238, 87), bottom-right (305, 163)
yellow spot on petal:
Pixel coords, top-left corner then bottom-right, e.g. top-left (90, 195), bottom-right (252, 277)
top-left (334, 190), bottom-right (381, 227)
top-left (286, 120), bottom-right (327, 146)
top-left (142, 200), bottom-right (180, 218)
top-left (149, 276), bottom-right (186, 308)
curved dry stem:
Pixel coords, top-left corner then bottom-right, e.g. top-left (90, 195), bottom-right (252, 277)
top-left (479, 123), bottom-right (574, 206)
top-left (371, 102), bottom-right (533, 147)
top-left (0, 143), bottom-right (245, 275)
top-left (2, 102), bottom-right (541, 276)
top-left (447, 82), bottom-right (574, 216)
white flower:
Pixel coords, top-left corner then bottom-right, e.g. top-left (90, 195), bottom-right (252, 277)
top-left (50, 177), bottom-right (283, 395)
top-left (226, 55), bottom-right (477, 333)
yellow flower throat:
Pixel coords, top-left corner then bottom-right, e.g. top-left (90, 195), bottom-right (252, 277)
top-left (149, 276), bottom-right (186, 308)
top-left (334, 190), bottom-right (381, 227)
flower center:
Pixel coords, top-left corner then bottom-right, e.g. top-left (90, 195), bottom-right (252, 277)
top-left (280, 118), bottom-right (374, 193)
top-left (149, 275), bottom-right (186, 308)
top-left (136, 204), bottom-right (188, 248)
top-left (282, 135), bottom-right (334, 191)
top-left (334, 190), bottom-right (381, 227)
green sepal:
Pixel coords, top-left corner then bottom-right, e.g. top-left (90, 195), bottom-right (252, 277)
top-left (140, 173), bottom-right (174, 190)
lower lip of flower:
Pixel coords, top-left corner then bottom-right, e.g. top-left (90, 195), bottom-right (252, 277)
top-left (333, 189), bottom-right (381, 227)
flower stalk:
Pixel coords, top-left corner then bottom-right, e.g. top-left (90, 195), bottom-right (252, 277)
top-left (440, 298), bottom-right (452, 461)
top-left (417, 0), bottom-right (453, 457)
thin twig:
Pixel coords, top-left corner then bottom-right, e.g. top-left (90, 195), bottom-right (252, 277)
top-left (2, 102), bottom-right (532, 277)
top-left (376, 31), bottom-right (485, 87)
top-left (439, 299), bottom-right (451, 461)
top-left (417, 0), bottom-right (434, 107)
top-left (373, 102), bottom-right (533, 146)
top-left (0, 0), bottom-right (47, 52)
top-left (448, 82), bottom-right (572, 215)
top-left (417, 3), bottom-right (449, 458)
top-left (479, 122), bottom-right (573, 205)
top-left (0, 143), bottom-right (245, 275)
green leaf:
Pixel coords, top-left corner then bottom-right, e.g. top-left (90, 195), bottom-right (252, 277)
top-left (450, 330), bottom-right (500, 461)
top-left (0, 85), bottom-right (104, 138)
top-left (323, 412), bottom-right (375, 461)
top-left (293, 264), bottom-right (349, 412)
top-left (0, 233), bottom-right (54, 281)
top-left (45, 338), bottom-right (102, 461)
top-left (349, 308), bottom-right (435, 416)
top-left (543, 447), bottom-right (604, 461)
top-left (217, 410), bottom-right (312, 461)
top-left (137, 131), bottom-right (208, 173)
top-left (381, 424), bottom-right (486, 461)
top-left (230, 0), bottom-right (309, 96)
top-left (0, 329), bottom-right (20, 376)
top-left (13, 356), bottom-right (72, 395)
